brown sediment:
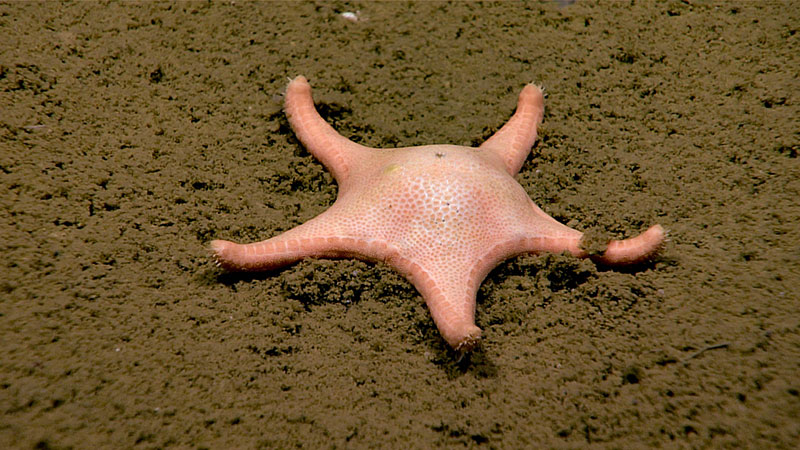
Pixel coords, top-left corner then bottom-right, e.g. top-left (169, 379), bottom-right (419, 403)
top-left (1, 2), bottom-right (797, 449)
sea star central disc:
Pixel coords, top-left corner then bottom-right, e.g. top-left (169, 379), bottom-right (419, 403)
top-left (211, 76), bottom-right (665, 351)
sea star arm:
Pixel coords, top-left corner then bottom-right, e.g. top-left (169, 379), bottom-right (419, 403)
top-left (517, 223), bottom-right (666, 266)
top-left (284, 76), bottom-right (370, 190)
top-left (479, 84), bottom-right (545, 176)
top-left (210, 210), bottom-right (395, 272)
top-left (400, 222), bottom-right (664, 352)
top-left (589, 224), bottom-right (666, 265)
top-left (391, 256), bottom-right (484, 352)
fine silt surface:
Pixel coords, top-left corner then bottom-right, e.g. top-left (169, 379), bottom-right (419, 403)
top-left (1, 2), bottom-right (798, 448)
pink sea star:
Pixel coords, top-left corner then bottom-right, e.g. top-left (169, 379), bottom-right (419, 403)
top-left (211, 76), bottom-right (665, 351)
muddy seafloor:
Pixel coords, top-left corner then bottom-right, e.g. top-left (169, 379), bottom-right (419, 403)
top-left (1, 1), bottom-right (798, 448)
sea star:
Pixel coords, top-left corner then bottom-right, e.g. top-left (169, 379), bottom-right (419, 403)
top-left (211, 76), bottom-right (665, 351)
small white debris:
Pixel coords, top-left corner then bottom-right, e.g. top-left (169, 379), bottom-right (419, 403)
top-left (341, 11), bottom-right (359, 22)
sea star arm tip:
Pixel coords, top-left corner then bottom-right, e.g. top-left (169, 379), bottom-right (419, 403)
top-left (480, 83), bottom-right (545, 175)
top-left (209, 236), bottom-right (314, 272)
top-left (431, 308), bottom-right (482, 352)
top-left (592, 224), bottom-right (666, 266)
top-left (455, 327), bottom-right (482, 353)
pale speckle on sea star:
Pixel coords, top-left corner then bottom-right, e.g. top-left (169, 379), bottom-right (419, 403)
top-left (211, 76), bottom-right (665, 352)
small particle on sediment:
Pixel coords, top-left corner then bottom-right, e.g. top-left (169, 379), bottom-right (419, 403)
top-left (341, 12), bottom-right (359, 22)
